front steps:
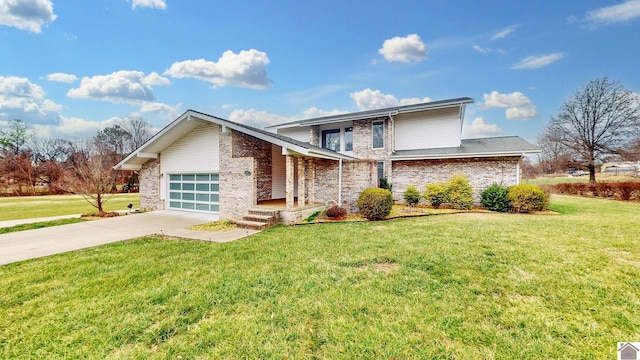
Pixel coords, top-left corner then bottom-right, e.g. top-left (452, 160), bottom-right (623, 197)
top-left (236, 208), bottom-right (280, 230)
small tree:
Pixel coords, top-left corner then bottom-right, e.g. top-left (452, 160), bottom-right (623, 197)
top-left (480, 183), bottom-right (511, 212)
top-left (61, 141), bottom-right (120, 215)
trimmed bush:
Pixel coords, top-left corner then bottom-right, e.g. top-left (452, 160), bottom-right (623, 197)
top-left (357, 188), bottom-right (393, 220)
top-left (403, 186), bottom-right (421, 206)
top-left (480, 183), bottom-right (511, 212)
top-left (326, 205), bottom-right (347, 218)
top-left (508, 184), bottom-right (548, 213)
top-left (379, 177), bottom-right (393, 192)
top-left (447, 174), bottom-right (474, 210)
top-left (424, 183), bottom-right (447, 208)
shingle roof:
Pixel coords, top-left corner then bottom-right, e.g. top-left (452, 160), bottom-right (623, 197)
top-left (266, 97), bottom-right (474, 129)
top-left (391, 136), bottom-right (539, 160)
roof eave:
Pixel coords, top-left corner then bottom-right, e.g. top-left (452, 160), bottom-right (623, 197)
top-left (390, 149), bottom-right (541, 161)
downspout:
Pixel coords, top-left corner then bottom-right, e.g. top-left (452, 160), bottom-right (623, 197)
top-left (516, 153), bottom-right (524, 184)
top-left (388, 111), bottom-right (397, 153)
top-left (338, 158), bottom-right (343, 206)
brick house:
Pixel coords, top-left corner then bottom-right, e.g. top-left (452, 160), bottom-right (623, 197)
top-left (115, 98), bottom-right (539, 225)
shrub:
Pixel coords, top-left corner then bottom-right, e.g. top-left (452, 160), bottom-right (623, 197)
top-left (403, 186), bottom-right (421, 206)
top-left (379, 177), bottom-right (393, 192)
top-left (446, 174), bottom-right (474, 210)
top-left (508, 184), bottom-right (548, 213)
top-left (424, 183), bottom-right (448, 208)
top-left (326, 205), bottom-right (347, 218)
top-left (480, 183), bottom-right (510, 212)
top-left (357, 188), bottom-right (393, 220)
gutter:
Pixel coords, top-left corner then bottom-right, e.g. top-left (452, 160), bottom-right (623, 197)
top-left (390, 149), bottom-right (541, 161)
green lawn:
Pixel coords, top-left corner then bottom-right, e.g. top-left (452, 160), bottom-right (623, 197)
top-left (525, 174), bottom-right (640, 185)
top-left (1, 195), bottom-right (639, 359)
top-left (0, 193), bottom-right (140, 221)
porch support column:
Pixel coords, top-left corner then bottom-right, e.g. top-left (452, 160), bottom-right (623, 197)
top-left (306, 158), bottom-right (315, 205)
top-left (285, 155), bottom-right (295, 208)
top-left (297, 157), bottom-right (306, 207)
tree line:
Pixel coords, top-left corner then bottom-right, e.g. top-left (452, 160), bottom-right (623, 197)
top-left (0, 117), bottom-right (153, 213)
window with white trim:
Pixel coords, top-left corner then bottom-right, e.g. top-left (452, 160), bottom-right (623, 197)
top-left (372, 121), bottom-right (384, 149)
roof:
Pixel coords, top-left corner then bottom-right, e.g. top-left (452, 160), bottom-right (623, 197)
top-left (391, 136), bottom-right (540, 160)
top-left (266, 97), bottom-right (474, 129)
top-left (114, 110), bottom-right (352, 170)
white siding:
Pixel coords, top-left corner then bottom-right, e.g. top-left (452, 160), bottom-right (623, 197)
top-left (278, 127), bottom-right (310, 142)
top-left (161, 123), bottom-right (220, 173)
top-left (394, 107), bottom-right (461, 150)
top-left (271, 144), bottom-right (286, 199)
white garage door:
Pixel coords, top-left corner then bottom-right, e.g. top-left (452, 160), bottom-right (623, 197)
top-left (168, 173), bottom-right (220, 213)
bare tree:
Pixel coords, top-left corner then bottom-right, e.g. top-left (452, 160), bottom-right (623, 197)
top-left (119, 117), bottom-right (153, 152)
top-left (94, 125), bottom-right (131, 158)
top-left (61, 140), bottom-right (120, 215)
top-left (543, 77), bottom-right (640, 183)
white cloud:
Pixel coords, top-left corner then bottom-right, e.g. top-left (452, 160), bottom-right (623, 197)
top-left (301, 107), bottom-right (346, 119)
top-left (31, 115), bottom-right (128, 139)
top-left (0, 0), bottom-right (56, 33)
top-left (228, 109), bottom-right (292, 129)
top-left (481, 91), bottom-right (539, 120)
top-left (165, 49), bottom-right (271, 89)
top-left (491, 25), bottom-right (518, 40)
top-left (131, 0), bottom-right (167, 10)
top-left (350, 89), bottom-right (431, 111)
top-left (45, 72), bottom-right (78, 83)
top-left (0, 76), bottom-right (61, 123)
top-left (67, 70), bottom-right (175, 117)
top-left (378, 34), bottom-right (427, 63)
top-left (462, 117), bottom-right (504, 139)
top-left (473, 45), bottom-right (507, 54)
top-left (67, 70), bottom-right (170, 103)
top-left (511, 53), bottom-right (565, 70)
top-left (585, 0), bottom-right (640, 27)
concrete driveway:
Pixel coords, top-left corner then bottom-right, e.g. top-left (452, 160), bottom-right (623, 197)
top-left (0, 211), bottom-right (259, 266)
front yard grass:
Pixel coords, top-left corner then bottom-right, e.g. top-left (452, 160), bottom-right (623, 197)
top-left (1, 195), bottom-right (639, 359)
top-left (0, 193), bottom-right (140, 221)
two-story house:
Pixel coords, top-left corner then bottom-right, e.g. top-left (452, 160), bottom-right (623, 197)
top-left (116, 97), bottom-right (539, 225)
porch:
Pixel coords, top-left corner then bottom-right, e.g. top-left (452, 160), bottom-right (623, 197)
top-left (236, 199), bottom-right (326, 229)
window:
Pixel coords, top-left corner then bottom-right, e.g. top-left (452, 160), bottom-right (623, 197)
top-left (344, 127), bottom-right (353, 151)
top-left (322, 129), bottom-right (340, 152)
top-left (377, 162), bottom-right (385, 186)
top-left (372, 121), bottom-right (384, 149)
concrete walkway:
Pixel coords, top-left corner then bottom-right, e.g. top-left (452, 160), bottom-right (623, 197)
top-left (0, 211), bottom-right (259, 266)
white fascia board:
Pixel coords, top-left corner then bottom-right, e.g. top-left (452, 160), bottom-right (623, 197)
top-left (391, 149), bottom-right (541, 161)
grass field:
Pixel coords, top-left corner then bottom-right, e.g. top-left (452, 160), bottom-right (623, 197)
top-left (1, 195), bottom-right (639, 359)
top-left (0, 193), bottom-right (140, 221)
top-left (524, 174), bottom-right (640, 185)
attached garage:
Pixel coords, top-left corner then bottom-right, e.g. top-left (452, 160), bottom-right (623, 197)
top-left (168, 173), bottom-right (220, 213)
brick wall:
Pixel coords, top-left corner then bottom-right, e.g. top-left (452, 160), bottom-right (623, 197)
top-left (232, 131), bottom-right (273, 201)
top-left (313, 158), bottom-right (377, 212)
top-left (139, 158), bottom-right (163, 211)
top-left (391, 156), bottom-right (521, 202)
top-left (219, 129), bottom-right (257, 220)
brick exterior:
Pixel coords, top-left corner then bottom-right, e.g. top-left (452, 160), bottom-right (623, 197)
top-left (391, 156), bottom-right (521, 202)
top-left (351, 117), bottom-right (394, 182)
top-left (231, 131), bottom-right (272, 201)
top-left (219, 129), bottom-right (257, 220)
top-left (313, 158), bottom-right (377, 212)
top-left (139, 158), bottom-right (163, 211)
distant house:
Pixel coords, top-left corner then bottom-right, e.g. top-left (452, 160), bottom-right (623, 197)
top-left (115, 98), bottom-right (539, 226)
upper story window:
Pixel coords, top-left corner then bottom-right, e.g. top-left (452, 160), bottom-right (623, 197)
top-left (344, 127), bottom-right (353, 151)
top-left (372, 121), bottom-right (384, 149)
top-left (322, 129), bottom-right (341, 152)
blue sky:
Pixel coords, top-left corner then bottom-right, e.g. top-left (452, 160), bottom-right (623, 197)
top-left (1, 0), bottom-right (639, 142)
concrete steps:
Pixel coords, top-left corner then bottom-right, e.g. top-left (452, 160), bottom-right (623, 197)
top-left (236, 209), bottom-right (280, 230)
